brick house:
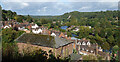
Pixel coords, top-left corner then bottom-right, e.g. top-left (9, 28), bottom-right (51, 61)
top-left (16, 33), bottom-right (74, 58)
top-left (71, 38), bottom-right (110, 60)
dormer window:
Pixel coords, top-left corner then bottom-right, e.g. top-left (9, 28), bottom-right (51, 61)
top-left (82, 42), bottom-right (86, 45)
top-left (91, 50), bottom-right (93, 53)
top-left (77, 42), bottom-right (81, 45)
top-left (79, 42), bottom-right (81, 45)
top-left (87, 42), bottom-right (90, 45)
top-left (51, 33), bottom-right (56, 36)
top-left (99, 47), bottom-right (101, 49)
top-left (76, 42), bottom-right (79, 45)
top-left (82, 48), bottom-right (84, 50)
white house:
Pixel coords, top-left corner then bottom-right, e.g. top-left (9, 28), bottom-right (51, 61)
top-left (32, 28), bottom-right (42, 34)
top-left (98, 47), bottom-right (103, 51)
top-left (18, 27), bottom-right (25, 30)
top-left (18, 27), bottom-right (29, 31)
top-left (73, 28), bottom-right (79, 32)
top-left (51, 32), bottom-right (56, 36)
top-left (65, 35), bottom-right (67, 37)
top-left (3, 25), bottom-right (11, 29)
top-left (84, 26), bottom-right (91, 29)
top-left (31, 24), bottom-right (39, 29)
top-left (88, 26), bottom-right (91, 29)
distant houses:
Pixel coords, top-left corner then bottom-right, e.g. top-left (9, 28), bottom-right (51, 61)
top-left (2, 21), bottom-right (111, 60)
top-left (3, 25), bottom-right (11, 29)
top-left (67, 25), bottom-right (91, 32)
top-left (73, 27), bottom-right (79, 32)
top-left (2, 21), bottom-right (41, 33)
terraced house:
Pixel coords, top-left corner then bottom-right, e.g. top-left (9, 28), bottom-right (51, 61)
top-left (71, 38), bottom-right (111, 60)
top-left (16, 33), bottom-right (74, 58)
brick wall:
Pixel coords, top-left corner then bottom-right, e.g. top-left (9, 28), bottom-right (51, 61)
top-left (17, 43), bottom-right (53, 55)
top-left (17, 43), bottom-right (73, 58)
top-left (55, 43), bottom-right (73, 58)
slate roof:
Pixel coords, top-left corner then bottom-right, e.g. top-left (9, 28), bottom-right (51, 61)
top-left (77, 39), bottom-right (90, 43)
top-left (69, 53), bottom-right (82, 60)
top-left (98, 51), bottom-right (108, 57)
top-left (54, 36), bottom-right (73, 48)
top-left (16, 33), bottom-right (73, 48)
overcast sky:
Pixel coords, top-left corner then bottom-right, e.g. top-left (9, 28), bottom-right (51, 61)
top-left (0, 0), bottom-right (119, 15)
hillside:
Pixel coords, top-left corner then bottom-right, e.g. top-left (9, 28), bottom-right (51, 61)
top-left (31, 10), bottom-right (118, 22)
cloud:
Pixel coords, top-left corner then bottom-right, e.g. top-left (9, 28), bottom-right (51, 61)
top-left (43, 7), bottom-right (47, 12)
top-left (58, 8), bottom-right (62, 11)
top-left (1, 0), bottom-right (119, 2)
top-left (1, 2), bottom-right (118, 15)
top-left (98, 0), bottom-right (119, 2)
top-left (1, 0), bottom-right (58, 2)
top-left (21, 2), bottom-right (29, 7)
top-left (79, 6), bottom-right (90, 10)
top-left (67, 0), bottom-right (119, 2)
top-left (37, 9), bottom-right (41, 12)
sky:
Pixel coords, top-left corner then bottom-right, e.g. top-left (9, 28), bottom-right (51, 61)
top-left (0, 0), bottom-right (119, 15)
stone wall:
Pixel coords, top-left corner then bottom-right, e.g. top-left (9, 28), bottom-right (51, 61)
top-left (17, 43), bottom-right (53, 55)
top-left (55, 43), bottom-right (73, 58)
top-left (17, 43), bottom-right (73, 58)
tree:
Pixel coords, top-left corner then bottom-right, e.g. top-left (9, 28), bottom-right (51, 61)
top-left (2, 28), bottom-right (17, 43)
top-left (107, 35), bottom-right (115, 44)
top-left (106, 28), bottom-right (113, 37)
top-left (113, 45), bottom-right (119, 52)
top-left (101, 41), bottom-right (110, 50)
top-left (97, 55), bottom-right (104, 60)
top-left (26, 15), bottom-right (33, 23)
top-left (2, 28), bottom-right (24, 62)
top-left (2, 10), bottom-right (17, 21)
top-left (2, 28), bottom-right (24, 43)
top-left (78, 26), bottom-right (90, 38)
top-left (40, 18), bottom-right (48, 24)
top-left (67, 32), bottom-right (72, 37)
top-left (2, 42), bottom-right (19, 61)
top-left (99, 29), bottom-right (106, 38)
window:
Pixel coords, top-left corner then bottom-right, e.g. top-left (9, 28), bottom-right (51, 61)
top-left (61, 47), bottom-right (63, 54)
top-left (82, 48), bottom-right (84, 50)
top-left (87, 42), bottom-right (90, 45)
top-left (79, 42), bottom-right (81, 45)
top-left (77, 42), bottom-right (80, 45)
